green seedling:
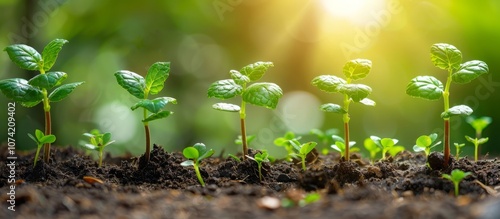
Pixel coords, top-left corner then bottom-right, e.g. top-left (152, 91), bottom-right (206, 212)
top-left (312, 59), bottom-right (375, 161)
top-left (413, 133), bottom-right (442, 157)
top-left (466, 116), bottom-right (492, 161)
top-left (290, 140), bottom-right (317, 171)
top-left (228, 154), bottom-right (241, 162)
top-left (80, 129), bottom-right (116, 167)
top-left (370, 136), bottom-right (405, 160)
top-left (274, 131), bottom-right (302, 161)
top-left (28, 129), bottom-right (56, 167)
top-left (330, 135), bottom-right (359, 159)
top-left (442, 169), bottom-right (471, 196)
top-left (406, 43), bottom-right (489, 168)
top-left (454, 143), bottom-right (466, 159)
top-left (115, 62), bottom-right (176, 165)
top-left (282, 192), bottom-right (321, 208)
top-left (465, 136), bottom-right (488, 162)
top-left (246, 150), bottom-right (270, 182)
top-left (181, 143), bottom-right (214, 187)
top-left (208, 61), bottom-right (283, 160)
top-left (363, 137), bottom-right (381, 164)
top-left (0, 39), bottom-right (84, 164)
top-left (310, 128), bottom-right (339, 155)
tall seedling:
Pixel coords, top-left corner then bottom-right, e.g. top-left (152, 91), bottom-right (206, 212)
top-left (0, 39), bottom-right (84, 164)
top-left (312, 59), bottom-right (375, 161)
top-left (406, 43), bottom-right (489, 168)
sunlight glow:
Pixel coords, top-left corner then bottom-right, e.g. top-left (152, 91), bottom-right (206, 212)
top-left (321, 0), bottom-right (386, 23)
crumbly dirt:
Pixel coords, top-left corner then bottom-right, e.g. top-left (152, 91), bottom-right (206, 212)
top-left (1, 145), bottom-right (500, 219)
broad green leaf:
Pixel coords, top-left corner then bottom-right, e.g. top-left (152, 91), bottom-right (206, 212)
top-left (388, 146), bottom-right (405, 157)
top-left (338, 84), bottom-right (372, 102)
top-left (145, 62), bottom-right (170, 95)
top-left (466, 116), bottom-right (492, 132)
top-left (441, 105), bottom-right (473, 118)
top-left (131, 97), bottom-right (176, 113)
top-left (242, 82), bottom-right (283, 109)
top-left (230, 70), bottom-right (250, 85)
top-left (429, 133), bottom-right (438, 142)
top-left (477, 137), bottom-right (489, 144)
top-left (0, 78), bottom-right (43, 103)
top-left (199, 149), bottom-right (214, 161)
top-left (183, 147), bottom-right (199, 160)
top-left (212, 103), bottom-right (240, 112)
top-left (364, 138), bottom-right (380, 151)
top-left (48, 82), bottom-right (84, 102)
top-left (180, 160), bottom-right (194, 167)
top-left (193, 143), bottom-right (207, 156)
top-left (115, 70), bottom-right (146, 99)
top-left (452, 60), bottom-right (489, 84)
top-left (343, 59), bottom-right (372, 80)
top-left (35, 129), bottom-right (44, 140)
top-left (416, 135), bottom-right (432, 147)
top-left (444, 169), bottom-right (471, 182)
top-left (311, 75), bottom-right (346, 93)
top-left (359, 98), bottom-right (376, 106)
top-left (39, 135), bottom-right (56, 144)
top-left (430, 43), bottom-right (462, 70)
top-left (4, 44), bottom-right (42, 70)
top-left (102, 133), bottom-right (112, 145)
top-left (28, 71), bottom-right (67, 89)
top-left (380, 138), bottom-right (395, 148)
top-left (319, 103), bottom-right (346, 114)
top-left (299, 142), bottom-right (317, 155)
top-left (207, 79), bottom-right (242, 99)
top-left (41, 39), bottom-right (68, 71)
top-left (331, 142), bottom-right (344, 152)
top-left (465, 135), bottom-right (475, 143)
top-left (406, 76), bottom-right (444, 100)
top-left (239, 61), bottom-right (274, 81)
top-left (142, 111), bottom-right (173, 122)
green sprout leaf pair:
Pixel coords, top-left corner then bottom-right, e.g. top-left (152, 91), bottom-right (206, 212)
top-left (442, 169), bottom-right (471, 196)
top-left (181, 143), bottom-right (214, 187)
top-left (289, 140), bottom-right (317, 171)
top-left (370, 136), bottom-right (405, 160)
top-left (246, 150), bottom-right (270, 182)
top-left (80, 129), bottom-right (116, 167)
top-left (413, 133), bottom-right (442, 157)
top-left (330, 135), bottom-right (359, 158)
top-left (274, 131), bottom-right (302, 161)
top-left (28, 129), bottom-right (56, 167)
top-left (364, 137), bottom-right (382, 164)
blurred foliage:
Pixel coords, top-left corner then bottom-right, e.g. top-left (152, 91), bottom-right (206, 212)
top-left (1, 0), bottom-right (499, 158)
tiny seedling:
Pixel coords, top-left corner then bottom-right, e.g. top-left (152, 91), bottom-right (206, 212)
top-left (330, 135), bottom-right (359, 159)
top-left (454, 143), bottom-right (466, 159)
top-left (310, 128), bottom-right (339, 155)
top-left (412, 133), bottom-right (442, 157)
top-left (312, 59), bottom-right (375, 161)
top-left (208, 61), bottom-right (283, 159)
top-left (406, 43), bottom-right (489, 168)
top-left (115, 62), bottom-right (176, 165)
top-left (466, 116), bottom-right (492, 161)
top-left (370, 136), bottom-right (405, 160)
top-left (282, 192), bottom-right (321, 208)
top-left (363, 137), bottom-right (381, 164)
top-left (80, 129), bottom-right (116, 167)
top-left (0, 39), bottom-right (84, 164)
top-left (274, 131), bottom-right (302, 161)
top-left (28, 129), bottom-right (56, 167)
top-left (290, 140), bottom-right (317, 171)
top-left (465, 136), bottom-right (488, 162)
top-left (442, 169), bottom-right (471, 196)
top-left (246, 150), bottom-right (270, 182)
top-left (181, 143), bottom-right (214, 187)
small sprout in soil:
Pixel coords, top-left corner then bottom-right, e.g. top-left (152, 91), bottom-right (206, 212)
top-left (0, 39), bottom-right (84, 164)
top-left (466, 116), bottom-right (492, 161)
top-left (413, 133), bottom-right (442, 157)
top-left (228, 154), bottom-right (241, 162)
top-left (442, 169), bottom-right (471, 196)
top-left (312, 59), bottom-right (375, 161)
top-left (27, 129), bottom-right (56, 167)
top-left (246, 150), bottom-right (269, 182)
top-left (290, 140), bottom-right (317, 171)
top-left (465, 136), bottom-right (489, 162)
top-left (330, 135), bottom-right (359, 159)
top-left (80, 129), bottom-right (116, 167)
top-left (406, 43), bottom-right (489, 168)
top-left (370, 136), bottom-right (405, 160)
top-left (274, 131), bottom-right (302, 161)
top-left (115, 62), bottom-right (176, 165)
top-left (181, 143), bottom-right (214, 187)
top-left (454, 143), bottom-right (466, 159)
top-left (363, 137), bottom-right (381, 164)
top-left (282, 192), bottom-right (321, 208)
top-left (310, 128), bottom-right (339, 155)
top-left (208, 61), bottom-right (283, 159)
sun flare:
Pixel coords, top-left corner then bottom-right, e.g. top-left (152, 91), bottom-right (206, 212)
top-left (320, 0), bottom-right (386, 23)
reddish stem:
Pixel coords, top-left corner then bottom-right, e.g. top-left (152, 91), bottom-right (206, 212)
top-left (43, 110), bottom-right (51, 163)
top-left (444, 119), bottom-right (450, 168)
top-left (144, 124), bottom-right (151, 164)
top-left (240, 118), bottom-right (248, 160)
top-left (344, 122), bottom-right (350, 161)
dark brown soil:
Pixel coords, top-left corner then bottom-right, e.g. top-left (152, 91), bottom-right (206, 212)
top-left (1, 144), bottom-right (500, 219)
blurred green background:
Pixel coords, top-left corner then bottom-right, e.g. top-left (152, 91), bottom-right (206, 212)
top-left (1, 0), bottom-right (499, 159)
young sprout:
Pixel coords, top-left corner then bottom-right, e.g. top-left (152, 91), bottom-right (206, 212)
top-left (330, 135), bottom-right (359, 159)
top-left (466, 116), bottom-right (492, 161)
top-left (312, 59), bottom-right (375, 161)
top-left (27, 129), bottom-right (56, 167)
top-left (290, 140), bottom-right (317, 171)
top-left (370, 136), bottom-right (405, 160)
top-left (0, 39), bottom-right (84, 164)
top-left (115, 62), bottom-right (176, 165)
top-left (246, 150), bottom-right (270, 182)
top-left (412, 133), bottom-right (442, 157)
top-left (281, 192), bottom-right (321, 208)
top-left (406, 43), bottom-right (489, 168)
top-left (181, 143), bottom-right (214, 187)
top-left (80, 129), bottom-right (116, 167)
top-left (208, 62), bottom-right (283, 160)
top-left (442, 169), bottom-right (471, 196)
top-left (274, 131), bottom-right (302, 161)
top-left (454, 143), bottom-right (466, 159)
top-left (310, 128), bottom-right (339, 155)
top-left (363, 137), bottom-right (381, 164)
top-left (465, 136), bottom-right (488, 162)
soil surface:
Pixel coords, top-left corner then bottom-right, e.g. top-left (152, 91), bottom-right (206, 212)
top-left (1, 144), bottom-right (500, 219)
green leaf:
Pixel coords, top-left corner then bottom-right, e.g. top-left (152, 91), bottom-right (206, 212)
top-left (41, 39), bottom-right (68, 71)
top-left (416, 135), bottom-right (432, 147)
top-left (115, 70), bottom-right (146, 99)
top-left (242, 82), bottom-right (283, 109)
top-left (4, 44), bottom-right (42, 70)
top-left (28, 133), bottom-right (38, 144)
top-left (465, 135), bottom-right (475, 143)
top-left (430, 43), bottom-right (462, 70)
top-left (180, 160), bottom-right (194, 167)
top-left (452, 60), bottom-right (489, 84)
top-left (363, 138), bottom-right (380, 151)
top-left (311, 75), bottom-right (346, 93)
top-left (28, 71), bottom-right (67, 89)
top-left (142, 111), bottom-right (173, 122)
top-left (299, 142), bottom-right (317, 155)
top-left (477, 137), bottom-right (489, 144)
top-left (413, 145), bottom-right (425, 152)
top-left (207, 79), bottom-right (242, 99)
top-left (102, 133), bottom-right (112, 145)
top-left (466, 116), bottom-right (492, 132)
top-left (406, 76), bottom-right (444, 100)
top-left (359, 98), bottom-right (376, 106)
top-left (230, 70), bottom-right (250, 85)
top-left (48, 82), bottom-right (84, 102)
top-left (199, 149), bottom-right (214, 161)
top-left (212, 103), bottom-right (240, 112)
top-left (82, 144), bottom-right (98, 151)
top-left (338, 84), bottom-right (372, 102)
top-left (0, 78), bottom-right (43, 103)
top-left (444, 169), bottom-right (471, 182)
top-left (193, 143), bottom-right (207, 156)
top-left (131, 97), bottom-right (177, 113)
top-left (35, 129), bottom-right (44, 140)
top-left (145, 62), bottom-right (170, 95)
top-left (239, 61), bottom-right (274, 81)
top-left (441, 105), bottom-right (473, 118)
top-left (39, 135), bottom-right (56, 144)
top-left (319, 103), bottom-right (345, 114)
top-left (183, 147), bottom-right (199, 160)
top-left (380, 138), bottom-right (395, 148)
top-left (388, 146), bottom-right (405, 157)
top-left (20, 100), bottom-right (42, 108)
top-left (343, 59), bottom-right (372, 80)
